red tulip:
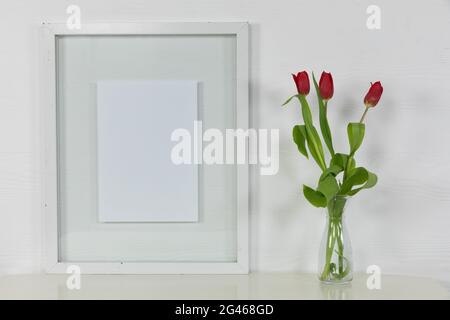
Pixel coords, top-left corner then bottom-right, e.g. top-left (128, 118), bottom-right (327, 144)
top-left (364, 81), bottom-right (383, 107)
top-left (292, 71), bottom-right (310, 95)
top-left (319, 71), bottom-right (334, 100)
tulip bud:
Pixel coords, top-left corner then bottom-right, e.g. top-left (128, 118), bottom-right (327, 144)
top-left (319, 71), bottom-right (334, 100)
top-left (364, 81), bottom-right (383, 108)
top-left (292, 71), bottom-right (310, 95)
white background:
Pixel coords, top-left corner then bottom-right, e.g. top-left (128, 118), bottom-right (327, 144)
top-left (0, 0), bottom-right (449, 288)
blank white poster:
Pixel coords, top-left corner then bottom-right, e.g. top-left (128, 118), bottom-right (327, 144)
top-left (96, 80), bottom-right (198, 222)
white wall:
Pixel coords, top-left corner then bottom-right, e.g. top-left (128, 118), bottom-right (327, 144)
top-left (1, 0), bottom-right (450, 287)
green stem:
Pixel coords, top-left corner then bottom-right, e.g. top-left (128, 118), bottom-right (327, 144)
top-left (320, 220), bottom-right (335, 281)
top-left (336, 223), bottom-right (344, 274)
top-left (320, 197), bottom-right (348, 282)
top-left (359, 106), bottom-right (369, 123)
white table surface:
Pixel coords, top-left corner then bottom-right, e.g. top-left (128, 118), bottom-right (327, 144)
top-left (0, 273), bottom-right (448, 300)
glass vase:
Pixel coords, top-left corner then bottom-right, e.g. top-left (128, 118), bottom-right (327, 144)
top-left (318, 195), bottom-right (353, 284)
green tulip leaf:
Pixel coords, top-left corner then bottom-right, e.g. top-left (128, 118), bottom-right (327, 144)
top-left (303, 185), bottom-right (327, 208)
top-left (330, 153), bottom-right (356, 172)
top-left (313, 73), bottom-right (335, 156)
top-left (339, 167), bottom-right (369, 195)
top-left (292, 125), bottom-right (308, 158)
top-left (320, 165), bottom-right (343, 180)
top-left (305, 125), bottom-right (328, 171)
top-left (317, 174), bottom-right (339, 202)
top-left (297, 95), bottom-right (326, 171)
top-left (282, 94), bottom-right (298, 106)
top-left (347, 171), bottom-right (378, 196)
top-left (347, 122), bottom-right (365, 156)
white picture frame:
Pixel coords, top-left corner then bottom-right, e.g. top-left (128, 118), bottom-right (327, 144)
top-left (41, 22), bottom-right (249, 274)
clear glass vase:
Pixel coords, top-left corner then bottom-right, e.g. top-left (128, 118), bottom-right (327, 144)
top-left (318, 195), bottom-right (353, 284)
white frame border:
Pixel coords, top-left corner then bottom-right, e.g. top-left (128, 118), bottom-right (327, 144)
top-left (41, 22), bottom-right (249, 274)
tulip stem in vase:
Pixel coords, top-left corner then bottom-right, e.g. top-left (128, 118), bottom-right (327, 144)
top-left (319, 196), bottom-right (349, 282)
top-left (283, 71), bottom-right (383, 284)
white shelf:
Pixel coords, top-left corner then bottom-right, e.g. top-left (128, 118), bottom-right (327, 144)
top-left (0, 273), bottom-right (448, 300)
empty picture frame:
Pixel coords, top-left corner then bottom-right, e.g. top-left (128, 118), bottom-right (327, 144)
top-left (41, 22), bottom-right (249, 274)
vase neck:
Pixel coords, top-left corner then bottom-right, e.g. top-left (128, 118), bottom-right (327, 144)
top-left (327, 197), bottom-right (348, 220)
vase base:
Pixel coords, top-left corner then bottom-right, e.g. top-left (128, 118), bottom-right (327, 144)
top-left (319, 278), bottom-right (353, 285)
